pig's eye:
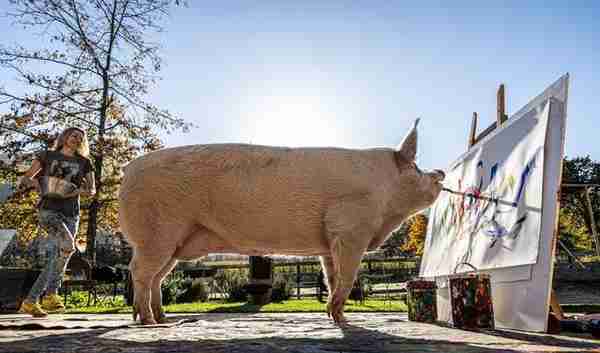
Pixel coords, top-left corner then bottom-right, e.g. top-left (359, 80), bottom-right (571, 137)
top-left (413, 163), bottom-right (422, 174)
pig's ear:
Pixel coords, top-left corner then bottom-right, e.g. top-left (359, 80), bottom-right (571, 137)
top-left (395, 118), bottom-right (419, 162)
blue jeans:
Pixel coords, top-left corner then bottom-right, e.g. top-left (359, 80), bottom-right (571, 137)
top-left (26, 209), bottom-right (78, 302)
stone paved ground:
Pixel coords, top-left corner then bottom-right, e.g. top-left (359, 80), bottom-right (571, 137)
top-left (0, 313), bottom-right (598, 353)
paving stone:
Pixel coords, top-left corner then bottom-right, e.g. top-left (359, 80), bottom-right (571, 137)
top-left (0, 313), bottom-right (598, 352)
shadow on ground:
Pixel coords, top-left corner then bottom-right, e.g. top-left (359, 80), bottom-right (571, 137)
top-left (207, 302), bottom-right (265, 313)
top-left (1, 315), bottom-right (599, 353)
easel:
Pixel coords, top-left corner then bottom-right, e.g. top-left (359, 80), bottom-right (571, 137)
top-left (468, 83), bottom-right (566, 326)
top-left (467, 84), bottom-right (600, 267)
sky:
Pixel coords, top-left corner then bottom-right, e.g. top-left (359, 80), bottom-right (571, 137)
top-left (1, 1), bottom-right (599, 171)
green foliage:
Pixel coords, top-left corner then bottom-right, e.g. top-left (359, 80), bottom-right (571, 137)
top-left (63, 291), bottom-right (90, 309)
top-left (63, 290), bottom-right (125, 309)
top-left (161, 272), bottom-right (186, 305)
top-left (559, 208), bottom-right (592, 254)
top-left (159, 273), bottom-right (212, 304)
top-left (381, 222), bottom-right (410, 257)
top-left (560, 156), bottom-right (600, 254)
top-left (177, 279), bottom-right (210, 303)
top-left (0, 174), bottom-right (45, 243)
top-left (271, 274), bottom-right (293, 302)
top-left (212, 269), bottom-right (248, 302)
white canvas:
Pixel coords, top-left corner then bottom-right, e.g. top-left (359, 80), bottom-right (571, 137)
top-left (420, 74), bottom-right (569, 332)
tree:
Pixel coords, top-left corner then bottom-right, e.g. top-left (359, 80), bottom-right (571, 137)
top-left (401, 213), bottom-right (429, 256)
top-left (0, 0), bottom-right (192, 262)
top-left (558, 208), bottom-right (591, 255)
top-left (560, 156), bottom-right (600, 255)
top-left (380, 222), bottom-right (410, 257)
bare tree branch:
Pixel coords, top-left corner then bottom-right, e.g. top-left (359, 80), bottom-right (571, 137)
top-left (0, 48), bottom-right (101, 76)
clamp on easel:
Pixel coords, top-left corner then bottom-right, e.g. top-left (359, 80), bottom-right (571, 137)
top-left (468, 84), bottom-right (508, 148)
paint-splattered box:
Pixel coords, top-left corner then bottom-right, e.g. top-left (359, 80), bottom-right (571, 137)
top-left (449, 273), bottom-right (494, 329)
top-left (406, 279), bottom-right (437, 323)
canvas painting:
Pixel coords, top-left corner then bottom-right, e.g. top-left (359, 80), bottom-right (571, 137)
top-left (421, 97), bottom-right (555, 276)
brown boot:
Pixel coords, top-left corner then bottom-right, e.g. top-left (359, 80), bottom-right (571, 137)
top-left (18, 301), bottom-right (48, 318)
top-left (41, 294), bottom-right (66, 313)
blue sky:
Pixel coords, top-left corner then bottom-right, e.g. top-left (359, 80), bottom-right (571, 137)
top-left (2, 1), bottom-right (599, 171)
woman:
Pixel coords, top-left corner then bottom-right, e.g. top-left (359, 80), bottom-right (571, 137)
top-left (16, 127), bottom-right (95, 317)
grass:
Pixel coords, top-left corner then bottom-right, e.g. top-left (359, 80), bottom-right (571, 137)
top-left (561, 304), bottom-right (600, 314)
top-left (62, 294), bottom-right (600, 316)
top-left (65, 298), bottom-right (407, 314)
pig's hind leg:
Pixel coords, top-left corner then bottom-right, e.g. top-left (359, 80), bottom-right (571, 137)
top-left (130, 246), bottom-right (175, 325)
top-left (150, 257), bottom-right (178, 323)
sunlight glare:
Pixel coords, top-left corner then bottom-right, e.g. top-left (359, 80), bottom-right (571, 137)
top-left (242, 94), bottom-right (348, 148)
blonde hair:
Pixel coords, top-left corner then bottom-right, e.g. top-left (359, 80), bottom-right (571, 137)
top-left (52, 127), bottom-right (90, 158)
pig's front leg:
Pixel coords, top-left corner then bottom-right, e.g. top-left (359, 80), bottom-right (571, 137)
top-left (329, 236), bottom-right (369, 324)
top-left (319, 255), bottom-right (337, 304)
top-left (324, 198), bottom-right (376, 325)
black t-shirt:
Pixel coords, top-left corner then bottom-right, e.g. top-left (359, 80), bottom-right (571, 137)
top-left (35, 150), bottom-right (93, 217)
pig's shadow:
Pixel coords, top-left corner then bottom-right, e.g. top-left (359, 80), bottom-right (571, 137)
top-left (206, 302), bottom-right (265, 313)
top-left (4, 315), bottom-right (599, 353)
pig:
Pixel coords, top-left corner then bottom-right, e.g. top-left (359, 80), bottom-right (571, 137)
top-left (118, 120), bottom-right (444, 325)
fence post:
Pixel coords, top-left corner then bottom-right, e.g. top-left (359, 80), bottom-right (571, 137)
top-left (296, 263), bottom-right (301, 299)
top-left (247, 256), bottom-right (273, 305)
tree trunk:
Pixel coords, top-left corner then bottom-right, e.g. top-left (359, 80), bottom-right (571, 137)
top-left (86, 198), bottom-right (99, 264)
top-left (86, 69), bottom-right (109, 264)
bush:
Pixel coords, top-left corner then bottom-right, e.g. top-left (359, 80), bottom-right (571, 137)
top-left (62, 289), bottom-right (126, 309)
top-left (271, 274), bottom-right (293, 302)
top-left (161, 272), bottom-right (186, 305)
top-left (212, 269), bottom-right (248, 302)
top-left (177, 279), bottom-right (209, 303)
top-left (63, 291), bottom-right (89, 309)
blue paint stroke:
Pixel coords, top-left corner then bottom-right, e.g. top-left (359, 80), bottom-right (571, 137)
top-left (512, 148), bottom-right (541, 207)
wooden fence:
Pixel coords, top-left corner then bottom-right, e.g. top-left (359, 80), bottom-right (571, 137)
top-left (182, 257), bottom-right (600, 299)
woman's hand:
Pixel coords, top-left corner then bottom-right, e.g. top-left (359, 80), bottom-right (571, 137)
top-left (15, 158), bottom-right (43, 196)
top-left (77, 176), bottom-right (96, 197)
top-left (16, 176), bottom-right (39, 193)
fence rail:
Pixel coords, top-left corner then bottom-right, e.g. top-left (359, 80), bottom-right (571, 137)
top-left (175, 257), bottom-right (421, 300)
top-left (115, 256), bottom-right (600, 306)
top-left (178, 257), bottom-right (600, 300)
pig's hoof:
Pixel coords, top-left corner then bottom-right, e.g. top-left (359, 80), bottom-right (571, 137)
top-left (141, 317), bottom-right (158, 325)
top-left (152, 307), bottom-right (167, 323)
top-left (331, 310), bottom-right (347, 325)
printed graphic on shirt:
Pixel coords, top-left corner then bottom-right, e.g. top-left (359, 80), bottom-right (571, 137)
top-left (48, 160), bottom-right (82, 184)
